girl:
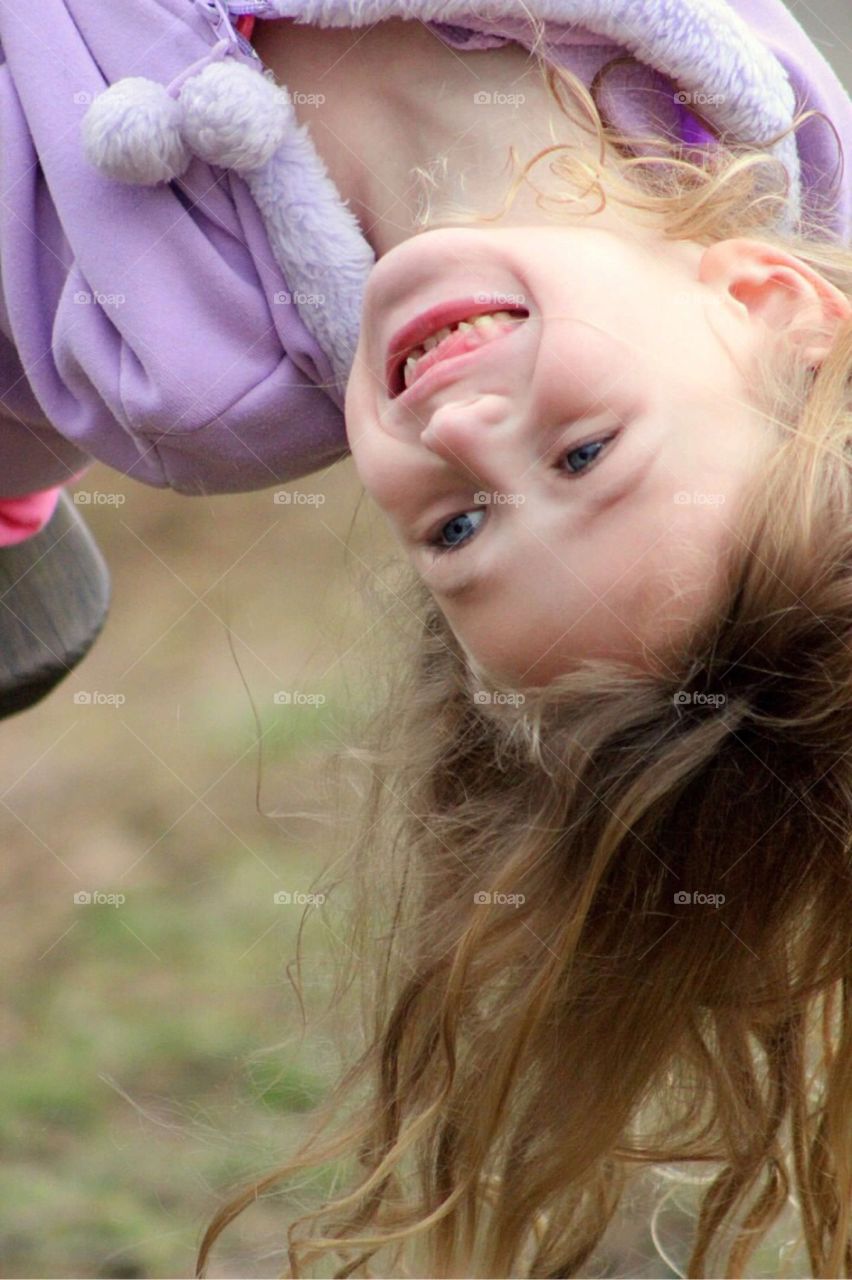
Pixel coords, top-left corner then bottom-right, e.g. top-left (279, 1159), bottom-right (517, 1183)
top-left (0, 0), bottom-right (848, 688)
top-left (184, 3), bottom-right (850, 1278)
top-left (3, 0), bottom-right (849, 1274)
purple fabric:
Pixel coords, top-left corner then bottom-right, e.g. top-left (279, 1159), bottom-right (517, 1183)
top-left (0, 0), bottom-right (346, 497)
top-left (0, 0), bottom-right (849, 498)
top-left (422, 3), bottom-right (851, 234)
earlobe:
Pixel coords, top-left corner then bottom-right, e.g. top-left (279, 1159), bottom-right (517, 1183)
top-left (698, 236), bottom-right (852, 366)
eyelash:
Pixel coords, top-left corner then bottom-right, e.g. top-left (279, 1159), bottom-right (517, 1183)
top-left (426, 432), bottom-right (619, 555)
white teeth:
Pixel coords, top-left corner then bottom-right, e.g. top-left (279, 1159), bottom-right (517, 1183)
top-left (399, 309), bottom-right (526, 390)
top-left (420, 325), bottom-right (453, 351)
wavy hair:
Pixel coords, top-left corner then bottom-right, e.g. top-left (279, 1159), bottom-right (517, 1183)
top-left (198, 27), bottom-right (852, 1280)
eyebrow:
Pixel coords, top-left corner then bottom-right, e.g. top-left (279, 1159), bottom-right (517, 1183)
top-left (431, 440), bottom-right (657, 602)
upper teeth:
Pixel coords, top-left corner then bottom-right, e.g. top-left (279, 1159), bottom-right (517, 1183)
top-left (401, 310), bottom-right (522, 389)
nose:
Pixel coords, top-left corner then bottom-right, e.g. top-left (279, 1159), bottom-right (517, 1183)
top-left (419, 398), bottom-right (510, 485)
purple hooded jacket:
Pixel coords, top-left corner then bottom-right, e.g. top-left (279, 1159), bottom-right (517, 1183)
top-left (0, 0), bottom-right (849, 501)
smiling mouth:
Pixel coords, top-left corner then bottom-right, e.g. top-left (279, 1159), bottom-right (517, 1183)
top-left (389, 308), bottom-right (528, 398)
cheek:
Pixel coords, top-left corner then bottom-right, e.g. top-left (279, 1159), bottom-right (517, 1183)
top-left (344, 361), bottom-right (369, 450)
top-left (346, 426), bottom-right (385, 499)
top-left (346, 424), bottom-right (414, 517)
top-left (440, 598), bottom-right (535, 683)
top-left (344, 365), bottom-right (409, 512)
top-left (344, 367), bottom-right (386, 489)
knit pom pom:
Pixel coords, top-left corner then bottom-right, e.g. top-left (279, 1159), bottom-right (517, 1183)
top-left (179, 61), bottom-right (293, 173)
top-left (81, 77), bottom-right (190, 185)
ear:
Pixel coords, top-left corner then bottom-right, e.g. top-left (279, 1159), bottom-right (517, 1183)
top-left (698, 236), bottom-right (852, 367)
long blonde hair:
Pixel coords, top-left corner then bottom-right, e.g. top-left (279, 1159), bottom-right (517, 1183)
top-left (198, 32), bottom-right (852, 1280)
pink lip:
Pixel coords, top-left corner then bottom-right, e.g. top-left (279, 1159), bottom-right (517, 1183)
top-left (393, 321), bottom-right (524, 408)
top-left (385, 297), bottom-right (528, 397)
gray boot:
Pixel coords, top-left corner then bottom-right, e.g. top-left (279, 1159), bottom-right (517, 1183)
top-left (0, 494), bottom-right (110, 719)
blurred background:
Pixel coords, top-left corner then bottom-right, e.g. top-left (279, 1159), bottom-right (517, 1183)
top-left (0, 459), bottom-right (398, 1277)
top-left (791, 0), bottom-right (851, 88)
top-left (1, 5), bottom-right (849, 1278)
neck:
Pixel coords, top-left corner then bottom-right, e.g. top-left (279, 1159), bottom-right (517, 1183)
top-left (344, 27), bottom-right (573, 256)
top-left (253, 18), bottom-right (641, 257)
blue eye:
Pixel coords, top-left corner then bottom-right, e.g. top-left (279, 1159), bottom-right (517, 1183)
top-left (426, 434), bottom-right (617, 556)
top-left (432, 508), bottom-right (485, 552)
top-left (560, 437), bottom-right (613, 473)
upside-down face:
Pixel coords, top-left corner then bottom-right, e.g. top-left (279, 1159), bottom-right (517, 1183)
top-left (345, 223), bottom-right (845, 683)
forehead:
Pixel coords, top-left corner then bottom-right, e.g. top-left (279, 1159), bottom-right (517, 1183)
top-left (440, 537), bottom-right (722, 682)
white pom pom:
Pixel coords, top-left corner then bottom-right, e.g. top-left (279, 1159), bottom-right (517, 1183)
top-left (82, 77), bottom-right (190, 185)
top-left (179, 61), bottom-right (293, 174)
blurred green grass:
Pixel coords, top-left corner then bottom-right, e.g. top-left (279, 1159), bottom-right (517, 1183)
top-left (0, 459), bottom-right (385, 1278)
top-left (0, 860), bottom-right (350, 1277)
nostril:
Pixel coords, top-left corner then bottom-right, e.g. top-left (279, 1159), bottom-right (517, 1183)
top-left (419, 425), bottom-right (436, 450)
top-left (420, 416), bottom-right (472, 459)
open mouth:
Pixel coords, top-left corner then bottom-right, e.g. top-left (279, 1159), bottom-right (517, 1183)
top-left (387, 304), bottom-right (529, 398)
